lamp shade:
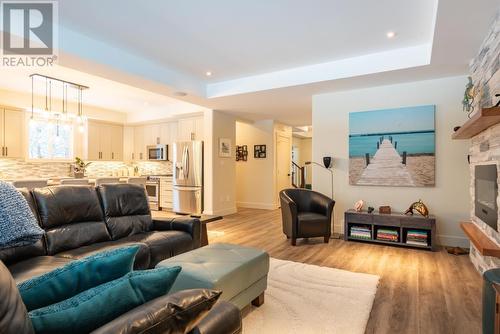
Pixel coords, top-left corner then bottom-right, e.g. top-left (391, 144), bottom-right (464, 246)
top-left (323, 157), bottom-right (332, 169)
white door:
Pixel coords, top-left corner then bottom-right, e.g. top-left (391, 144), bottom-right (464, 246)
top-left (276, 134), bottom-right (291, 202)
top-left (3, 109), bottom-right (23, 158)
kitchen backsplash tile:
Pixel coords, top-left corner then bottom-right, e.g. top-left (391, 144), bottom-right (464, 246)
top-left (0, 158), bottom-right (172, 179)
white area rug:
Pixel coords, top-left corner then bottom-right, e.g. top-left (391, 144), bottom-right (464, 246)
top-left (243, 258), bottom-right (380, 334)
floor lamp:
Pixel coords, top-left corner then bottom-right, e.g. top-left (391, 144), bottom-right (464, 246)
top-left (305, 157), bottom-right (337, 238)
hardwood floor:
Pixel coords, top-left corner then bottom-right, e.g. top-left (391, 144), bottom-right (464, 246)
top-left (206, 208), bottom-right (482, 334)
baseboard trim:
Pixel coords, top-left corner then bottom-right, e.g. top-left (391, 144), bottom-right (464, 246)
top-left (237, 201), bottom-right (278, 210)
top-left (212, 207), bottom-right (238, 216)
top-left (437, 234), bottom-right (469, 248)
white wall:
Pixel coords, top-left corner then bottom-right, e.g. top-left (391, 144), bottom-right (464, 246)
top-left (313, 75), bottom-right (471, 247)
top-left (204, 110), bottom-right (237, 216)
top-left (236, 120), bottom-right (277, 209)
top-left (235, 120), bottom-right (292, 209)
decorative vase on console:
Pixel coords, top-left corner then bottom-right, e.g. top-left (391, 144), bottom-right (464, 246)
top-left (73, 157), bottom-right (91, 178)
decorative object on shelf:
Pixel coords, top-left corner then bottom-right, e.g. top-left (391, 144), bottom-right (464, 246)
top-left (219, 138), bottom-right (232, 158)
top-left (378, 206), bottom-right (391, 214)
top-left (254, 145), bottom-right (266, 158)
top-left (354, 200), bottom-right (364, 212)
top-left (445, 246), bottom-right (470, 256)
top-left (323, 156), bottom-right (332, 168)
top-left (73, 157), bottom-right (91, 178)
top-left (235, 145), bottom-right (248, 161)
top-left (349, 105), bottom-right (435, 187)
top-left (462, 76), bottom-right (477, 118)
top-left (367, 206), bottom-right (374, 213)
top-left (404, 199), bottom-right (429, 218)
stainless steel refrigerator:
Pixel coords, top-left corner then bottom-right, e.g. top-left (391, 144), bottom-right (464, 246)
top-left (172, 141), bottom-right (203, 214)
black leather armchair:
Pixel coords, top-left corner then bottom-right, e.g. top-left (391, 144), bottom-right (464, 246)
top-left (279, 188), bottom-right (335, 246)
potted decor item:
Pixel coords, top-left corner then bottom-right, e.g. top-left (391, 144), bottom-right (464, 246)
top-left (73, 157), bottom-right (91, 178)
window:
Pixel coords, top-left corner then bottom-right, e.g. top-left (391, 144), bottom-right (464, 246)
top-left (28, 118), bottom-right (74, 160)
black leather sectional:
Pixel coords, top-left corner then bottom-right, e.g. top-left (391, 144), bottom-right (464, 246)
top-left (0, 184), bottom-right (242, 334)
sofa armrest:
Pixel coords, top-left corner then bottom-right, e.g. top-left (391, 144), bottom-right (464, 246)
top-left (153, 217), bottom-right (201, 248)
top-left (189, 301), bottom-right (242, 334)
top-left (91, 289), bottom-right (221, 334)
top-left (279, 191), bottom-right (298, 237)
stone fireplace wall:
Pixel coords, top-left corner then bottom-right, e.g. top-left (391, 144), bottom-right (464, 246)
top-left (469, 124), bottom-right (500, 273)
top-left (468, 10), bottom-right (500, 273)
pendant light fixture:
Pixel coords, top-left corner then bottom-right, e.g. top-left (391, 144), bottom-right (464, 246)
top-left (29, 74), bottom-right (89, 122)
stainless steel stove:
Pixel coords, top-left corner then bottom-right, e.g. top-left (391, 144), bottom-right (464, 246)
top-left (145, 176), bottom-right (161, 211)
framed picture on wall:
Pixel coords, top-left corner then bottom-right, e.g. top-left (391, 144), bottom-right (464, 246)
top-left (219, 138), bottom-right (232, 158)
top-left (349, 105), bottom-right (435, 187)
top-left (236, 145), bottom-right (248, 161)
top-left (254, 145), bottom-right (267, 158)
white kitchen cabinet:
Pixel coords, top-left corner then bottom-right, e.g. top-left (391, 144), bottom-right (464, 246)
top-left (134, 126), bottom-right (146, 161)
top-left (87, 121), bottom-right (101, 160)
top-left (110, 125), bottom-right (123, 161)
top-left (123, 126), bottom-right (135, 161)
top-left (159, 176), bottom-right (173, 209)
top-left (177, 117), bottom-right (204, 141)
top-left (87, 121), bottom-right (123, 161)
top-left (1, 109), bottom-right (24, 158)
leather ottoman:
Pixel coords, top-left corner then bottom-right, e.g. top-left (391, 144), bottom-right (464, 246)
top-left (156, 243), bottom-right (269, 310)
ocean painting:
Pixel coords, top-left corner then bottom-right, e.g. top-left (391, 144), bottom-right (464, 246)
top-left (349, 105), bottom-right (435, 187)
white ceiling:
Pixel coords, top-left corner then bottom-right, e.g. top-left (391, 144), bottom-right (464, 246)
top-left (59, 0), bottom-right (437, 82)
top-left (0, 65), bottom-right (208, 119)
top-left (1, 0), bottom-right (498, 126)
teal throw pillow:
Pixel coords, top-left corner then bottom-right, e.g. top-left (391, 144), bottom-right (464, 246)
top-left (29, 266), bottom-right (182, 334)
top-left (18, 245), bottom-right (139, 311)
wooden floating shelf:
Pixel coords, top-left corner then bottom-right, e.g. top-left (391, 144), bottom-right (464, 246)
top-left (460, 222), bottom-right (500, 257)
top-left (452, 106), bottom-right (500, 139)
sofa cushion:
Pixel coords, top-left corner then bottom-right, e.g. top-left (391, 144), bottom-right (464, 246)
top-left (29, 266), bottom-right (182, 334)
top-left (54, 239), bottom-right (151, 270)
top-left (9, 256), bottom-right (73, 284)
top-left (0, 261), bottom-right (35, 334)
top-left (18, 246), bottom-right (140, 311)
top-left (97, 184), bottom-right (153, 240)
top-left (124, 231), bottom-right (194, 267)
top-left (32, 186), bottom-right (111, 254)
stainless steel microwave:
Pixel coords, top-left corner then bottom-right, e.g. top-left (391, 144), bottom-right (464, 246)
top-left (147, 145), bottom-right (168, 161)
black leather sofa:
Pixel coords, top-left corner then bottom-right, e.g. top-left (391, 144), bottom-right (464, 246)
top-left (279, 188), bottom-right (335, 246)
top-left (0, 184), bottom-right (242, 334)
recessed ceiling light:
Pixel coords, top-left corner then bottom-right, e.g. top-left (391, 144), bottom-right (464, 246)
top-left (205, 71), bottom-right (212, 77)
top-left (173, 91), bottom-right (187, 97)
top-left (386, 31), bottom-right (396, 39)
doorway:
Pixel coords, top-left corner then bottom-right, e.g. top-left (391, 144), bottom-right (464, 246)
top-left (276, 133), bottom-right (291, 203)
